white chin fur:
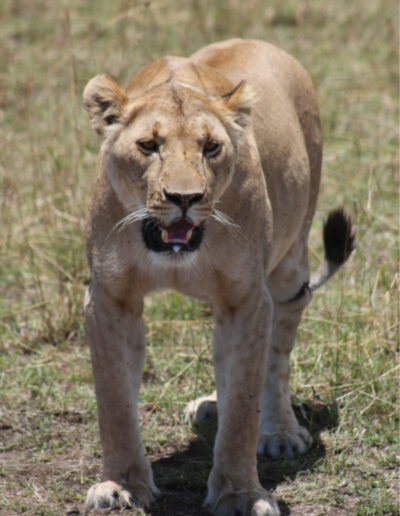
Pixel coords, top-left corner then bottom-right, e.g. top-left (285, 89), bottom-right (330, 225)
top-left (148, 249), bottom-right (198, 269)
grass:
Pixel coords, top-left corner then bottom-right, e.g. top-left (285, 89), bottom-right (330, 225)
top-left (0, 0), bottom-right (398, 514)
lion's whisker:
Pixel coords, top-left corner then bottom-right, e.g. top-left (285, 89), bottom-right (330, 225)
top-left (114, 206), bottom-right (150, 233)
top-left (210, 208), bottom-right (248, 246)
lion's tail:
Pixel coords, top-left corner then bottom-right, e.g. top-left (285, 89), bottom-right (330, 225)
top-left (309, 208), bottom-right (355, 292)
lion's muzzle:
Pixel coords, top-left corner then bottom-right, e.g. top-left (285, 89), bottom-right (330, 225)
top-left (141, 217), bottom-right (204, 254)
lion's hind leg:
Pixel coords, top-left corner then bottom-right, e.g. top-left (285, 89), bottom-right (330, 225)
top-left (258, 208), bottom-right (354, 458)
top-left (184, 390), bottom-right (217, 425)
top-left (258, 239), bottom-right (313, 458)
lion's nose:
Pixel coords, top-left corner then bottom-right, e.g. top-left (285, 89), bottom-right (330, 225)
top-left (164, 190), bottom-right (204, 210)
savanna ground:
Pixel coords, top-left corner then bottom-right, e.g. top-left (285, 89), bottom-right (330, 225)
top-left (0, 1), bottom-right (398, 515)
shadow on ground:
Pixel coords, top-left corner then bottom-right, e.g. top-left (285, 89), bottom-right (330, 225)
top-left (149, 399), bottom-right (339, 516)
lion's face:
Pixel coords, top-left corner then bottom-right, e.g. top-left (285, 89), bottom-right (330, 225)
top-left (109, 86), bottom-right (237, 256)
top-left (84, 74), bottom-right (251, 261)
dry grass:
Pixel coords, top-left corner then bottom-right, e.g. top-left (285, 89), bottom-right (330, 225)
top-left (0, 0), bottom-right (398, 515)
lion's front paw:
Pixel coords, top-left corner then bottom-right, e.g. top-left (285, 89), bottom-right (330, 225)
top-left (85, 479), bottom-right (157, 511)
top-left (206, 488), bottom-right (280, 516)
top-left (184, 393), bottom-right (217, 425)
top-left (85, 481), bottom-right (134, 510)
top-left (257, 425), bottom-right (312, 458)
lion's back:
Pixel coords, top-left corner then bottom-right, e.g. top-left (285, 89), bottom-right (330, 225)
top-left (192, 39), bottom-right (322, 265)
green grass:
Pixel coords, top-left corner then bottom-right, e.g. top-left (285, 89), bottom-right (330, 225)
top-left (0, 0), bottom-right (398, 514)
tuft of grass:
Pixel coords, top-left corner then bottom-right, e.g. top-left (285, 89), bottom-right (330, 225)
top-left (0, 0), bottom-right (398, 514)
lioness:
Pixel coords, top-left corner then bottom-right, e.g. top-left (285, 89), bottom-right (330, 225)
top-left (83, 39), bottom-right (354, 515)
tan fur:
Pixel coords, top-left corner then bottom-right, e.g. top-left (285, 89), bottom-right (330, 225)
top-left (83, 39), bottom-right (323, 515)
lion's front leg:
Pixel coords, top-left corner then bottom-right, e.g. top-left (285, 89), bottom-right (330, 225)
top-left (205, 288), bottom-right (280, 516)
top-left (84, 283), bottom-right (158, 511)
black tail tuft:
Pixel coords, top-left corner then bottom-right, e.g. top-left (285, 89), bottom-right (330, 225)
top-left (309, 208), bottom-right (355, 292)
top-left (323, 208), bottom-right (355, 265)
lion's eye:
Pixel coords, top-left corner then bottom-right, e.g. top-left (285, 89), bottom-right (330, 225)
top-left (137, 140), bottom-right (159, 155)
top-left (203, 141), bottom-right (221, 158)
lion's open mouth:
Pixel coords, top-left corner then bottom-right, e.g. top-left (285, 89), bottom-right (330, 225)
top-left (142, 217), bottom-right (204, 253)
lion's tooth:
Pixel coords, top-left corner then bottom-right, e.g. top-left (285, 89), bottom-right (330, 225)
top-left (161, 229), bottom-right (168, 242)
top-left (186, 229), bottom-right (193, 242)
top-left (173, 245), bottom-right (181, 253)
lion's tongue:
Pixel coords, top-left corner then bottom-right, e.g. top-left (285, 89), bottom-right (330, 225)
top-left (160, 219), bottom-right (194, 244)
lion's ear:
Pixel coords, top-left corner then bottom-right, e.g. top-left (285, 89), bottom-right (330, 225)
top-left (83, 74), bottom-right (128, 136)
top-left (221, 80), bottom-right (253, 129)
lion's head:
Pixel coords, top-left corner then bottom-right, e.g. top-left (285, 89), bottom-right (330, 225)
top-left (83, 60), bottom-right (252, 261)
